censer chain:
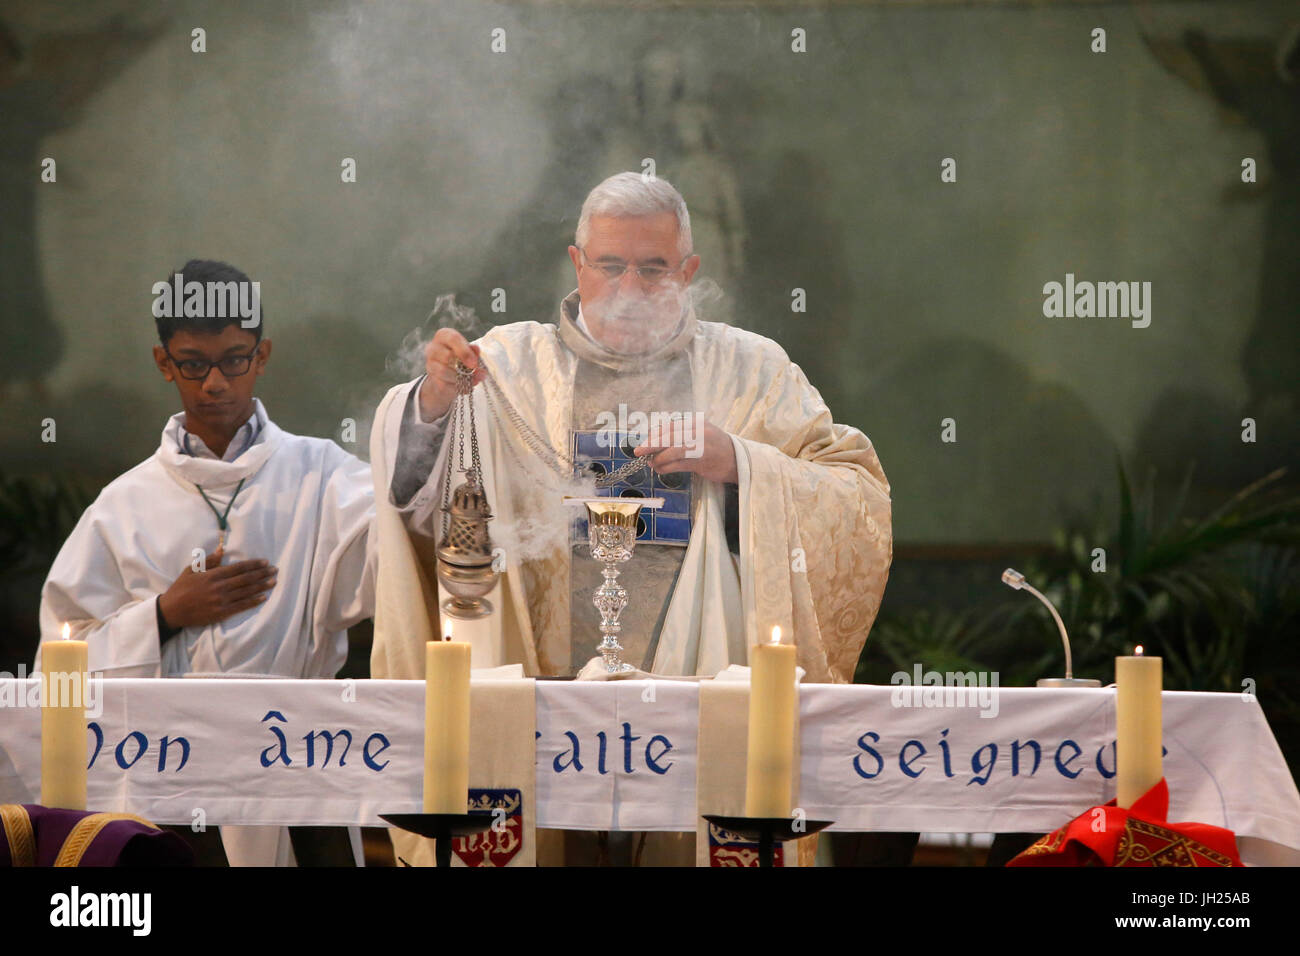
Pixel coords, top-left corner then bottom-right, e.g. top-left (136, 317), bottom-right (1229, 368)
top-left (443, 359), bottom-right (654, 491)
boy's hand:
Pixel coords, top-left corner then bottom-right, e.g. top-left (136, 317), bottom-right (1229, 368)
top-left (158, 546), bottom-right (277, 629)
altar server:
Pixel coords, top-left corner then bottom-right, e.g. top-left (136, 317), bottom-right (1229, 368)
top-left (35, 259), bottom-right (376, 866)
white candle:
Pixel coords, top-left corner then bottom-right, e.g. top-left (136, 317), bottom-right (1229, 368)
top-left (423, 634), bottom-right (471, 814)
top-left (745, 625), bottom-right (797, 818)
top-left (41, 623), bottom-right (88, 810)
top-left (1116, 645), bottom-right (1162, 808)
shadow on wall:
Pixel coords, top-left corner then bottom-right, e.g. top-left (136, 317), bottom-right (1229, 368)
top-left (1142, 25), bottom-right (1300, 412)
top-left (0, 313), bottom-right (397, 479)
top-left (860, 336), bottom-right (1120, 543)
top-left (255, 312), bottom-right (402, 457)
top-left (1130, 386), bottom-right (1300, 516)
top-left (740, 150), bottom-right (855, 417)
top-left (0, 13), bottom-right (167, 391)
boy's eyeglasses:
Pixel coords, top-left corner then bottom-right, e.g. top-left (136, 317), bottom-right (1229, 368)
top-left (164, 348), bottom-right (256, 381)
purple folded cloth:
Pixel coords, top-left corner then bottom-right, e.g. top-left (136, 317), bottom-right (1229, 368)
top-left (1, 804), bottom-right (194, 867)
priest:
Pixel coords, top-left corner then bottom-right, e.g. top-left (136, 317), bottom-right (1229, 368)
top-left (35, 259), bottom-right (376, 867)
top-left (371, 172), bottom-right (892, 865)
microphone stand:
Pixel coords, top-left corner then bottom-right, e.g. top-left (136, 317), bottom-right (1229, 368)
top-left (1002, 568), bottom-right (1101, 688)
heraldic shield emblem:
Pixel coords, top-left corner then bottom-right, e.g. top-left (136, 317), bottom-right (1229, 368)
top-left (452, 789), bottom-right (524, 867)
top-left (707, 821), bottom-right (785, 867)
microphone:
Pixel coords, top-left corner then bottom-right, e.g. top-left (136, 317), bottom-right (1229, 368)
top-left (1001, 568), bottom-right (1101, 688)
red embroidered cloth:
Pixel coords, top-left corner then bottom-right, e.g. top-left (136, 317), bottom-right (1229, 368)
top-left (1007, 778), bottom-right (1242, 867)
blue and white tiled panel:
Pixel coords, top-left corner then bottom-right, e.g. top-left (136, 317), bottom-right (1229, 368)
top-left (570, 429), bottom-right (692, 546)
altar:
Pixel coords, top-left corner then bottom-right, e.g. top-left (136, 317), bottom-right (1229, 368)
top-left (2, 676), bottom-right (1298, 866)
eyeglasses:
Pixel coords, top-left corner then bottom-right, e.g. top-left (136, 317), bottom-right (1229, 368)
top-left (165, 348), bottom-right (257, 381)
top-left (578, 247), bottom-right (692, 285)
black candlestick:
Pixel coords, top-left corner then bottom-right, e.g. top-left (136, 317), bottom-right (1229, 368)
top-left (702, 815), bottom-right (833, 867)
top-left (379, 812), bottom-right (497, 868)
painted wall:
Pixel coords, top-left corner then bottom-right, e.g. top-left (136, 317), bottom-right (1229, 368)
top-left (2, 0), bottom-right (1295, 548)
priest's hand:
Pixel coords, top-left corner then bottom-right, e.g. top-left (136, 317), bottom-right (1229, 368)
top-left (634, 418), bottom-right (739, 485)
top-left (418, 328), bottom-right (485, 422)
top-left (157, 547), bottom-right (278, 629)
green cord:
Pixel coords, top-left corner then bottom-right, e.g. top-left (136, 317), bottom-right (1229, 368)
top-left (196, 477), bottom-right (247, 533)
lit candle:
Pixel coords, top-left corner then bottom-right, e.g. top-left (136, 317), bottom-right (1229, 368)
top-left (41, 623), bottom-right (88, 810)
top-left (744, 625), bottom-right (797, 818)
top-left (423, 628), bottom-right (471, 814)
top-left (1116, 645), bottom-right (1162, 808)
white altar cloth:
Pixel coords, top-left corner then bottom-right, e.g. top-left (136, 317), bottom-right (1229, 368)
top-left (2, 678), bottom-right (1296, 865)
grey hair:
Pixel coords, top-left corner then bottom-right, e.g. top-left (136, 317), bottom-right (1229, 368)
top-left (574, 172), bottom-right (693, 257)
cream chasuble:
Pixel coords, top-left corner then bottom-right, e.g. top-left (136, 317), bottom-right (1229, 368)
top-left (371, 290), bottom-right (891, 866)
top-left (371, 290), bottom-right (892, 683)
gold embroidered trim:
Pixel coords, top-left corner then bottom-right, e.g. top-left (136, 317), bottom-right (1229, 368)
top-left (1114, 817), bottom-right (1235, 868)
top-left (54, 813), bottom-right (159, 867)
top-left (1021, 825), bottom-right (1067, 856)
top-left (0, 805), bottom-right (35, 867)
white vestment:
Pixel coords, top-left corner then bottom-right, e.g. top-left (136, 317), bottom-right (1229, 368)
top-left (36, 399), bottom-right (377, 865)
top-left (369, 291), bottom-right (893, 865)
